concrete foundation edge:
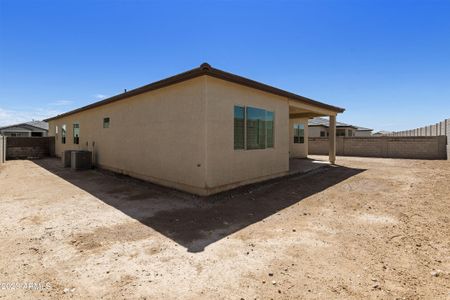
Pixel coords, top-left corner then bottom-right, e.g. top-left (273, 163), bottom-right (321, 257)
top-left (96, 162), bottom-right (290, 196)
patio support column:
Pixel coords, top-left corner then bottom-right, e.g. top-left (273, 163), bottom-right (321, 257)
top-left (329, 115), bottom-right (336, 164)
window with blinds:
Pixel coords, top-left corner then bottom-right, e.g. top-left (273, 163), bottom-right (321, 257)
top-left (234, 105), bottom-right (274, 150)
top-left (293, 124), bottom-right (304, 144)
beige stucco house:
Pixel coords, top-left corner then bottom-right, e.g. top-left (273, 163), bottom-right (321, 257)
top-left (0, 121), bottom-right (48, 137)
top-left (45, 63), bottom-right (344, 195)
top-left (308, 117), bottom-right (372, 137)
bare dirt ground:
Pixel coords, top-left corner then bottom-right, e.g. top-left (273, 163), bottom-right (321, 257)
top-left (0, 156), bottom-right (449, 299)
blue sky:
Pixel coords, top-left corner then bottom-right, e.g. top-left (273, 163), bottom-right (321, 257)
top-left (1, 0), bottom-right (449, 131)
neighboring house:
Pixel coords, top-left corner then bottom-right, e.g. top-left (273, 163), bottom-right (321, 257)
top-left (45, 63), bottom-right (344, 195)
top-left (308, 117), bottom-right (360, 137)
top-left (373, 130), bottom-right (392, 136)
top-left (354, 126), bottom-right (374, 137)
top-left (0, 120), bottom-right (49, 137)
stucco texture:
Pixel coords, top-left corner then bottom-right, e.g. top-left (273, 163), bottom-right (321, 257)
top-left (49, 75), bottom-right (336, 195)
top-left (49, 77), bottom-right (208, 194)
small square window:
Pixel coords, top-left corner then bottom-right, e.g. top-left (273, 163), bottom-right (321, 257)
top-left (103, 117), bottom-right (110, 128)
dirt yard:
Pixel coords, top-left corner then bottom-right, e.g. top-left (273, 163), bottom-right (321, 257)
top-left (0, 156), bottom-right (449, 299)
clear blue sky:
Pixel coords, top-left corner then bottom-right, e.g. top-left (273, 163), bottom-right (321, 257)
top-left (1, 0), bottom-right (449, 131)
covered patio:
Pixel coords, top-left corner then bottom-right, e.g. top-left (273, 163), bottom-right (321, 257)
top-left (288, 98), bottom-right (339, 168)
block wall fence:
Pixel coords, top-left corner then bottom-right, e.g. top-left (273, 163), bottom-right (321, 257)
top-left (4, 137), bottom-right (55, 160)
top-left (389, 118), bottom-right (449, 138)
top-left (309, 136), bottom-right (447, 159)
top-left (388, 118), bottom-right (449, 160)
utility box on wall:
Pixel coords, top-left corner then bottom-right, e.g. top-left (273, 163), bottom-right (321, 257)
top-left (71, 150), bottom-right (92, 170)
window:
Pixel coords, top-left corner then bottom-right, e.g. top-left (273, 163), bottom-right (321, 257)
top-left (9, 132), bottom-right (29, 137)
top-left (73, 123), bottom-right (80, 144)
top-left (337, 129), bottom-right (346, 136)
top-left (293, 124), bottom-right (304, 143)
top-left (266, 111), bottom-right (274, 148)
top-left (233, 106), bottom-right (274, 150)
top-left (348, 129), bottom-right (353, 136)
top-left (320, 131), bottom-right (325, 137)
top-left (103, 117), bottom-right (110, 128)
top-left (246, 107), bottom-right (266, 149)
top-left (55, 126), bottom-right (58, 135)
top-left (61, 125), bottom-right (66, 144)
top-left (234, 107), bottom-right (245, 149)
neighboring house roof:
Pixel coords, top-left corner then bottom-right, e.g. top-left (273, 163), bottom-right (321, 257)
top-left (308, 117), bottom-right (373, 131)
top-left (308, 117), bottom-right (358, 129)
top-left (355, 126), bottom-right (373, 131)
top-left (0, 120), bottom-right (49, 131)
top-left (373, 130), bottom-right (392, 135)
top-left (44, 63), bottom-right (345, 122)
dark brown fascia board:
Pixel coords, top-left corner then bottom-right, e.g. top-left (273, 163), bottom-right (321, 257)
top-left (335, 125), bottom-right (359, 129)
top-left (44, 63), bottom-right (345, 122)
top-left (44, 67), bottom-right (205, 122)
top-left (206, 65), bottom-right (345, 113)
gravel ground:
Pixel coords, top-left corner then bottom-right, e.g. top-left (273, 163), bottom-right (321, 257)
top-left (0, 156), bottom-right (449, 299)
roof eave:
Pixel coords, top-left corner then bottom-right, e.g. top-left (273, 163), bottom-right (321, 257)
top-left (44, 63), bottom-right (345, 122)
top-left (44, 67), bottom-right (206, 122)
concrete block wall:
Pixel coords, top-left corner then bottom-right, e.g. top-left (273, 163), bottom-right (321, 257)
top-left (388, 137), bottom-right (446, 159)
top-left (342, 137), bottom-right (386, 157)
top-left (389, 118), bottom-right (449, 160)
top-left (309, 136), bottom-right (447, 159)
top-left (308, 138), bottom-right (329, 155)
top-left (5, 137), bottom-right (55, 159)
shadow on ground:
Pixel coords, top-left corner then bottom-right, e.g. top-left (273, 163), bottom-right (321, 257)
top-left (33, 158), bottom-right (365, 252)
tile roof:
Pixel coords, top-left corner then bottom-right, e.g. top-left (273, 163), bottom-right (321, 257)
top-left (308, 117), bottom-right (372, 131)
top-left (0, 120), bottom-right (49, 131)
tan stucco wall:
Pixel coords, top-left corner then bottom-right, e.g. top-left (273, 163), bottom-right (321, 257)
top-left (354, 130), bottom-right (372, 137)
top-left (203, 76), bottom-right (290, 193)
top-left (49, 77), bottom-right (208, 194)
top-left (289, 118), bottom-right (309, 158)
top-left (48, 75), bottom-right (336, 195)
top-left (309, 136), bottom-right (447, 159)
top-left (310, 126), bottom-right (358, 137)
top-left (308, 126), bottom-right (327, 137)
